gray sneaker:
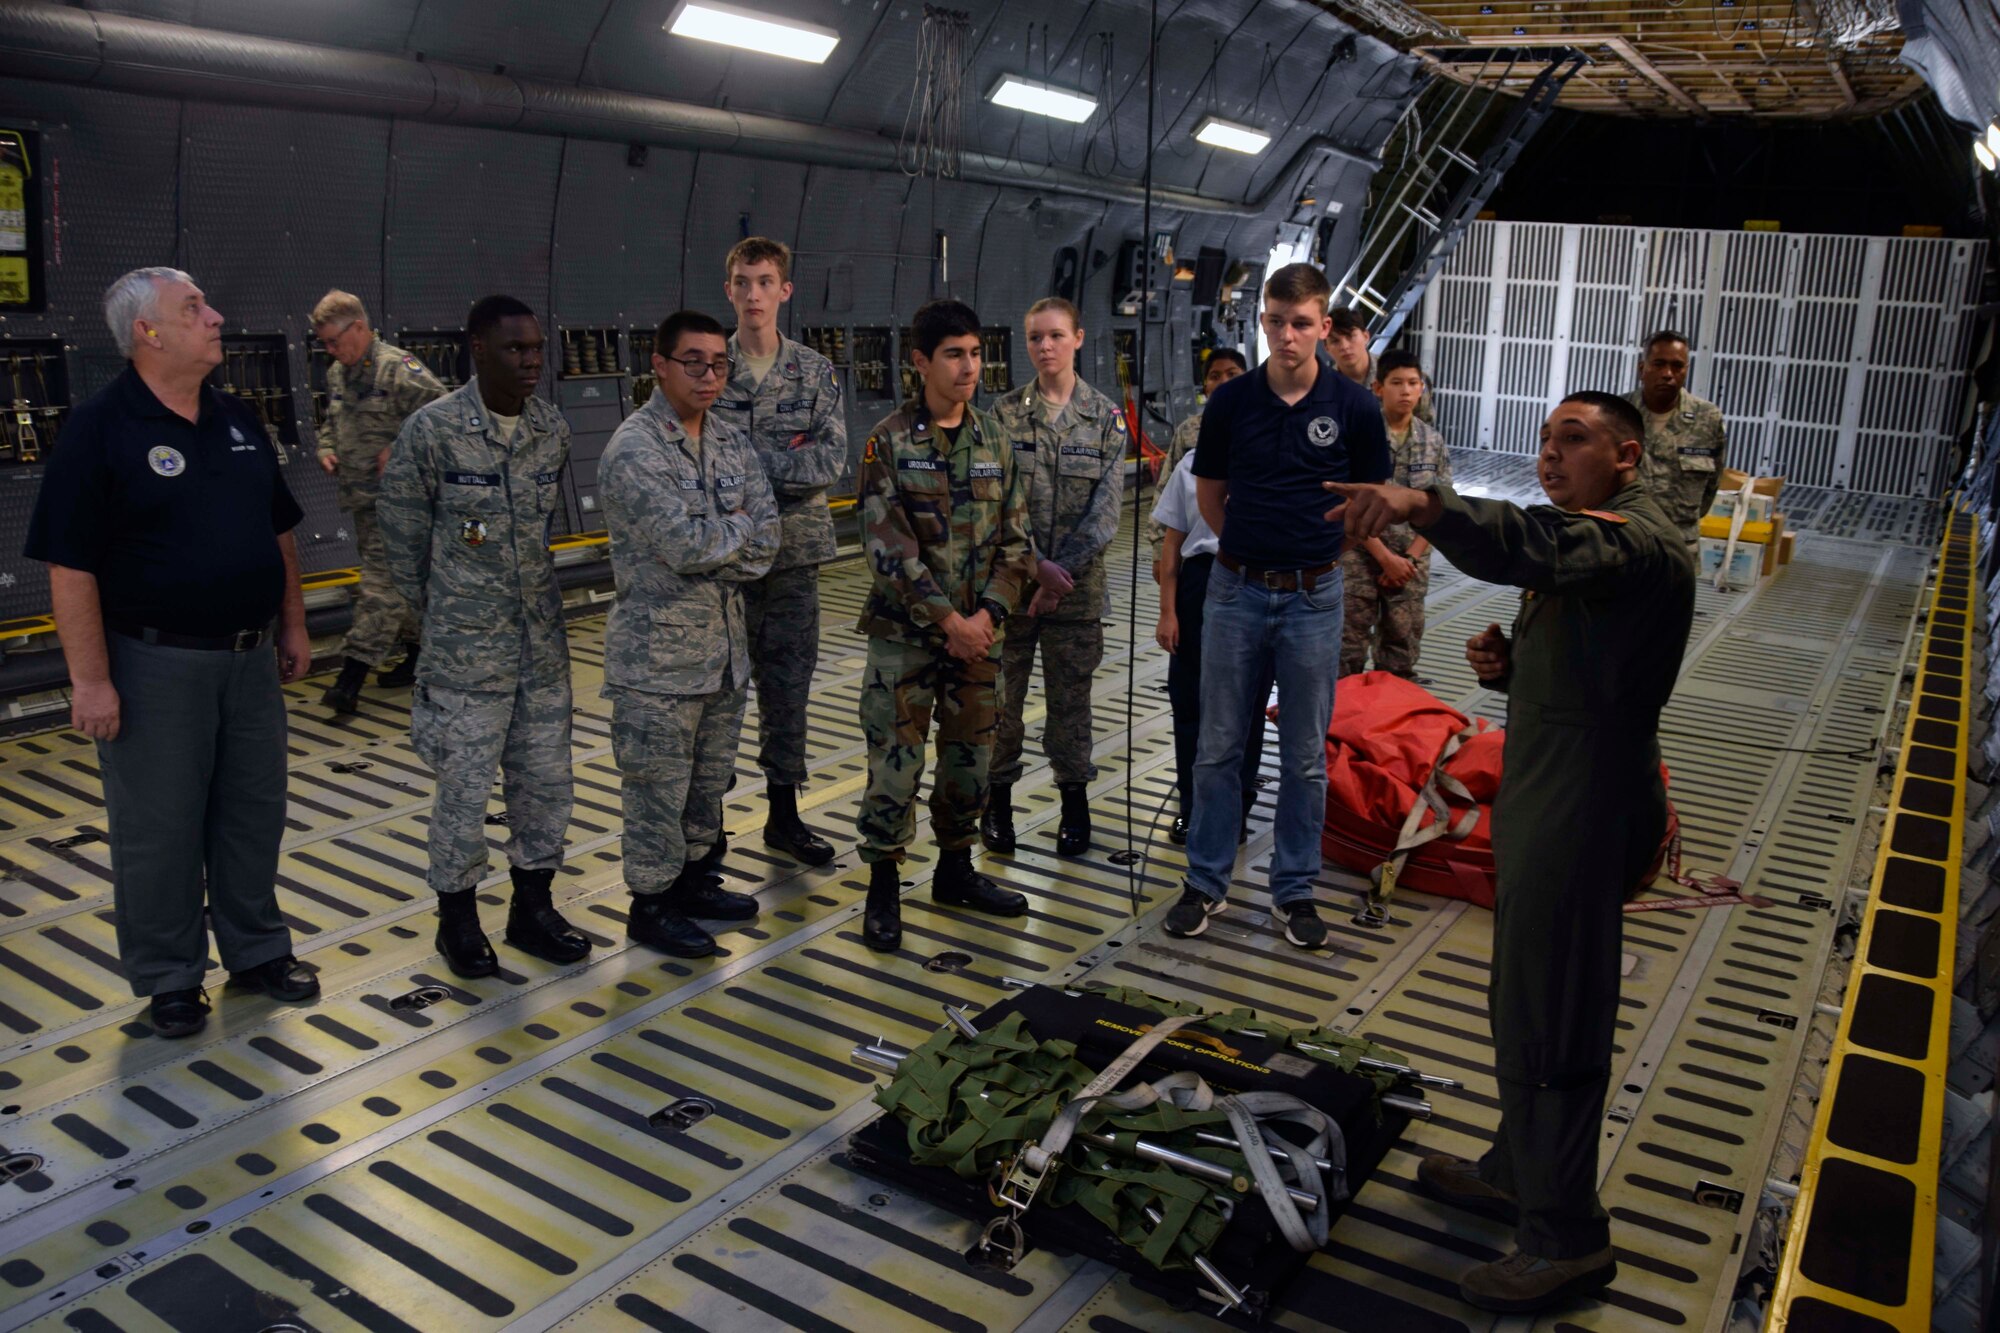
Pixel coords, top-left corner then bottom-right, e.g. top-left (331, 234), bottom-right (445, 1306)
top-left (1459, 1247), bottom-right (1617, 1313)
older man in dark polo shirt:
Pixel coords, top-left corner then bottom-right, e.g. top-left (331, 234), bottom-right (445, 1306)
top-left (1168, 263), bottom-right (1391, 949)
top-left (25, 267), bottom-right (319, 1040)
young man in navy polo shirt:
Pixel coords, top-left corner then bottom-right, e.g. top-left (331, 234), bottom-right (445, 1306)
top-left (1168, 263), bottom-right (1392, 948)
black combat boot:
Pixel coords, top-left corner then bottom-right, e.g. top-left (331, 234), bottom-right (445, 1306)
top-left (435, 890), bottom-right (498, 979)
top-left (504, 866), bottom-right (591, 964)
top-left (933, 847), bottom-right (1028, 916)
top-left (675, 846), bottom-right (760, 921)
top-left (627, 893), bottom-right (718, 958)
top-left (763, 784), bottom-right (834, 865)
top-left (1055, 783), bottom-right (1092, 856)
top-left (377, 644), bottom-right (420, 688)
top-left (980, 783), bottom-right (1017, 853)
top-left (321, 657), bottom-right (370, 715)
top-left (863, 859), bottom-right (902, 952)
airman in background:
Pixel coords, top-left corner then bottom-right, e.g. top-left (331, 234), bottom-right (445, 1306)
top-left (1626, 329), bottom-right (1726, 554)
top-left (311, 289), bottom-right (446, 713)
top-left (1340, 349), bottom-right (1452, 678)
top-left (1147, 347), bottom-right (1247, 573)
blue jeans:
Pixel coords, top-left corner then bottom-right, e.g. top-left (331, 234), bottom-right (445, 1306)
top-left (1186, 561), bottom-right (1343, 909)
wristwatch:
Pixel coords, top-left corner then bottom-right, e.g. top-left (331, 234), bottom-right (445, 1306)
top-left (978, 598), bottom-right (1010, 625)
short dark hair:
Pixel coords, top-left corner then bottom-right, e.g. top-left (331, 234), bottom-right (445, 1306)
top-left (1560, 390), bottom-right (1645, 444)
top-left (1643, 329), bottom-right (1690, 354)
top-left (1375, 348), bottom-right (1424, 381)
top-left (1264, 263), bottom-right (1333, 313)
top-left (1206, 347), bottom-right (1248, 375)
top-left (654, 309), bottom-right (727, 359)
top-left (1326, 306), bottom-right (1369, 338)
top-left (911, 299), bottom-right (981, 357)
top-left (467, 294), bottom-right (536, 342)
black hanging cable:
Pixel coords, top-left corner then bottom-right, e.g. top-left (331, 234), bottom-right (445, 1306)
top-left (1115, 0), bottom-right (1160, 918)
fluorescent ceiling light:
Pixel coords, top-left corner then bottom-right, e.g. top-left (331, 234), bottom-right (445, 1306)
top-left (1978, 138), bottom-right (1998, 172)
top-left (988, 75), bottom-right (1098, 123)
top-left (1195, 116), bottom-right (1272, 155)
top-left (1987, 121), bottom-right (2000, 158)
top-left (666, 1), bottom-right (840, 64)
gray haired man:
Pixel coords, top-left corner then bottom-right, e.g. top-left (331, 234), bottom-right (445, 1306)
top-left (25, 268), bottom-right (320, 1038)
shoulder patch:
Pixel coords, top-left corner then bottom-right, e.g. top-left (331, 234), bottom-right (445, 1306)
top-left (1579, 509), bottom-right (1628, 524)
top-left (863, 435), bottom-right (878, 465)
top-left (403, 356), bottom-right (422, 371)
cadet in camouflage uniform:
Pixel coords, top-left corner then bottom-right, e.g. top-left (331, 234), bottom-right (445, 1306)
top-left (1326, 307), bottom-right (1435, 424)
top-left (1147, 348), bottom-right (1247, 569)
top-left (714, 238), bottom-right (847, 869)
top-left (1329, 391), bottom-right (1693, 1315)
top-left (855, 299), bottom-right (1033, 952)
top-left (310, 290), bottom-right (447, 714)
top-left (1626, 330), bottom-right (1726, 554)
top-left (984, 298), bottom-right (1125, 857)
top-left (1340, 350), bottom-right (1452, 678)
top-left (378, 295), bottom-right (590, 979)
top-left (602, 310), bottom-right (781, 959)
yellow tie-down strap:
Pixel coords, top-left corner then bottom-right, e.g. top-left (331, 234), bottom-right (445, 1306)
top-left (1768, 506), bottom-right (1976, 1331)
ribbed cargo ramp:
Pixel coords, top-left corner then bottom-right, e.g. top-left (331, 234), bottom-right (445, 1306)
top-left (0, 461), bottom-right (1939, 1333)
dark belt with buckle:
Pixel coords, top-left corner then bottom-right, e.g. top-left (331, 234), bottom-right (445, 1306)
top-left (1216, 553), bottom-right (1336, 593)
top-left (111, 623), bottom-right (272, 652)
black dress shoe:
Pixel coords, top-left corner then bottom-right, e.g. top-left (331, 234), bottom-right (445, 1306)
top-left (1168, 815), bottom-right (1189, 846)
top-left (933, 847), bottom-right (1028, 916)
top-left (863, 860), bottom-right (902, 952)
top-left (435, 891), bottom-right (498, 978)
top-left (1056, 783), bottom-right (1091, 856)
top-left (980, 782), bottom-right (1017, 854)
top-left (627, 894), bottom-right (718, 958)
top-left (763, 784), bottom-right (835, 866)
top-left (320, 657), bottom-right (369, 716)
top-left (149, 987), bottom-right (210, 1039)
top-left (505, 866), bottom-right (591, 964)
top-left (229, 955), bottom-right (320, 1002)
top-left (377, 645), bottom-right (420, 688)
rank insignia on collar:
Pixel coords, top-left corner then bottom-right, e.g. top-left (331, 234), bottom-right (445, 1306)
top-left (460, 517), bottom-right (488, 546)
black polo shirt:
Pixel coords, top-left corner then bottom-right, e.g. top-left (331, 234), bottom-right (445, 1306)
top-left (1190, 355), bottom-right (1392, 568)
top-left (25, 367), bottom-right (303, 637)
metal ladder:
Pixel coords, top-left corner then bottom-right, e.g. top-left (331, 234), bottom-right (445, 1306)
top-left (1332, 50), bottom-right (1587, 344)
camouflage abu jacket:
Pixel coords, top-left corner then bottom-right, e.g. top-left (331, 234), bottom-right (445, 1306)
top-left (1626, 387), bottom-right (1727, 544)
top-left (854, 398), bottom-right (1032, 652)
top-left (599, 390), bottom-right (780, 697)
top-left (378, 377), bottom-right (571, 694)
top-left (320, 337), bottom-right (448, 513)
top-left (713, 332), bottom-right (847, 572)
top-left (993, 377), bottom-right (1126, 622)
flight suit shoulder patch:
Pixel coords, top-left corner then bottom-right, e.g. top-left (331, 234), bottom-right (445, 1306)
top-left (1579, 509), bottom-right (1628, 524)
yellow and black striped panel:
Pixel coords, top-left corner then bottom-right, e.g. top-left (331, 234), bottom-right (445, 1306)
top-left (1768, 508), bottom-right (1975, 1332)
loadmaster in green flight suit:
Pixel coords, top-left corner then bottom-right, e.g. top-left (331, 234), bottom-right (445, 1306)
top-left (1325, 389), bottom-right (1695, 1317)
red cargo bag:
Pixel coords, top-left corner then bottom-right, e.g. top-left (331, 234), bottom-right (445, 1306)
top-left (1319, 672), bottom-right (1678, 910)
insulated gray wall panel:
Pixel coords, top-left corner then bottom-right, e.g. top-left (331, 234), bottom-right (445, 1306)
top-left (384, 121), bottom-right (561, 329)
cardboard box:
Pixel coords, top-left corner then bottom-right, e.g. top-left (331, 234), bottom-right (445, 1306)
top-left (1699, 515), bottom-right (1778, 544)
top-left (1709, 489), bottom-right (1776, 523)
top-left (1779, 531), bottom-right (1796, 565)
top-left (1698, 535), bottom-right (1764, 587)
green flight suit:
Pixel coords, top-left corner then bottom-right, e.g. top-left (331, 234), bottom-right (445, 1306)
top-left (1418, 477), bottom-right (1694, 1260)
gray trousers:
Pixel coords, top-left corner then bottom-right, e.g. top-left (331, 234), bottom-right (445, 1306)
top-left (608, 684), bottom-right (747, 894)
top-left (100, 633), bottom-right (294, 997)
top-left (743, 564), bottom-right (819, 787)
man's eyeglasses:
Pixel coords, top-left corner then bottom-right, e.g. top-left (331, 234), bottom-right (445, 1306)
top-left (317, 322), bottom-right (355, 351)
top-left (667, 356), bottom-right (733, 380)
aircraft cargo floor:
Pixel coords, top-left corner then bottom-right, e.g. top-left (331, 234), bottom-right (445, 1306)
top-left (0, 452), bottom-right (1947, 1332)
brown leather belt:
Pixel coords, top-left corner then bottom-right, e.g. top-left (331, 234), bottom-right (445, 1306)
top-left (1216, 552), bottom-right (1336, 593)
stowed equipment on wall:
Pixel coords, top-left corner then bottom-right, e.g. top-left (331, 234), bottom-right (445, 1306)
top-left (847, 983), bottom-right (1456, 1324)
